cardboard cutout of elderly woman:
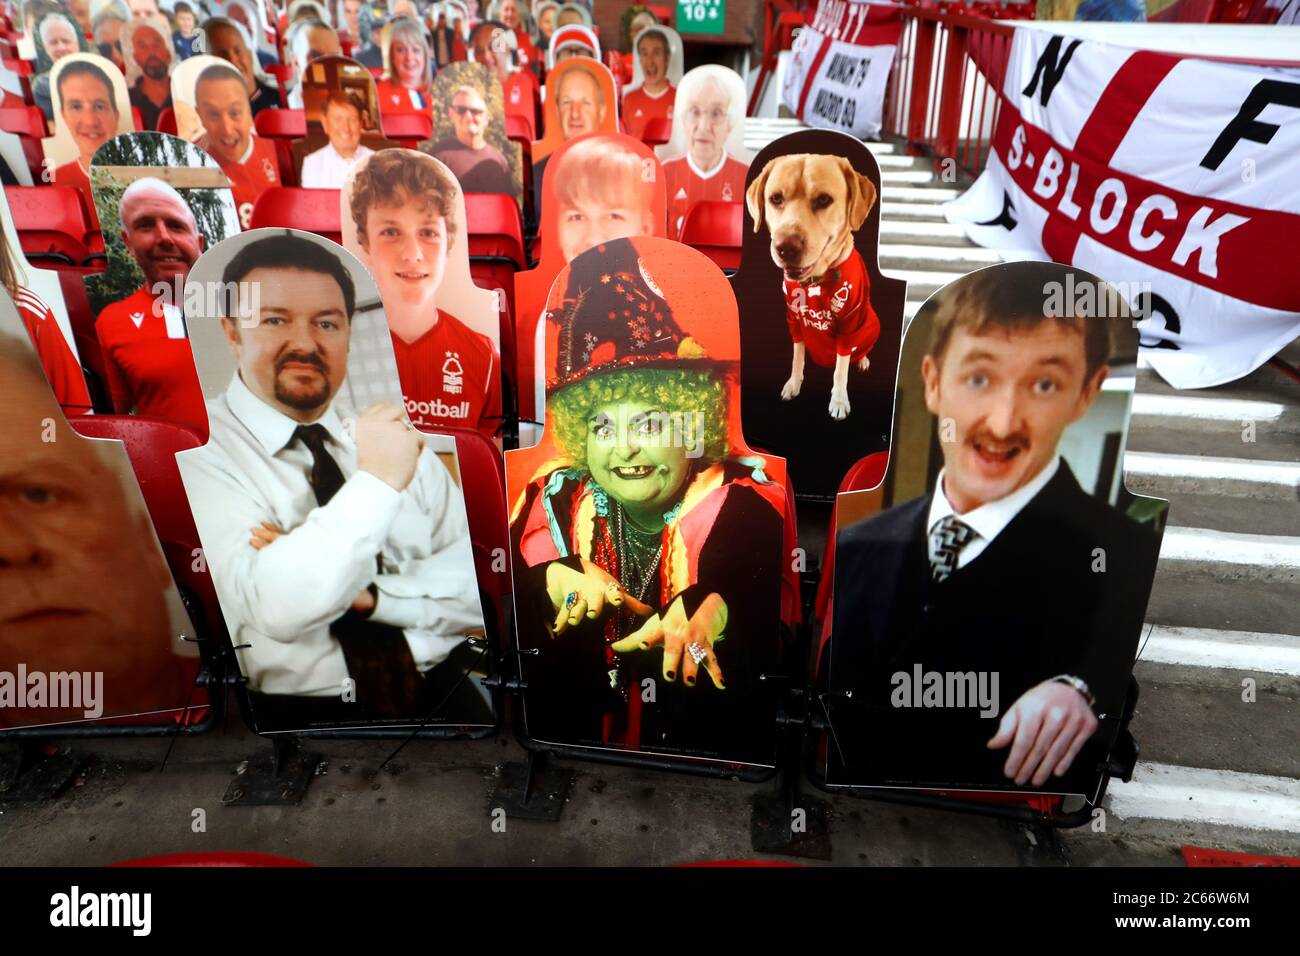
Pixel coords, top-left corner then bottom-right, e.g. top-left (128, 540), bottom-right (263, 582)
top-left (32, 11), bottom-right (92, 121)
top-left (658, 65), bottom-right (751, 240)
top-left (506, 236), bottom-right (786, 769)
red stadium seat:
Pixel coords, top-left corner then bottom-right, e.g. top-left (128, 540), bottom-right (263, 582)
top-left (0, 104), bottom-right (47, 140)
top-left (504, 107), bottom-right (534, 146)
top-left (8, 129), bottom-right (46, 182)
top-left (2, 56), bottom-right (32, 77)
top-left (414, 425), bottom-right (511, 640)
top-left (814, 450), bottom-right (889, 654)
top-left (3, 185), bottom-right (97, 269)
top-left (131, 106), bottom-right (144, 130)
top-left (379, 110), bottom-right (432, 144)
top-left (156, 106), bottom-right (177, 135)
top-left (640, 115), bottom-right (672, 147)
top-left (265, 62), bottom-right (292, 101)
top-left (254, 107), bottom-right (307, 139)
top-left (463, 192), bottom-right (525, 400)
top-left (57, 269), bottom-right (106, 409)
top-left (679, 201), bottom-right (744, 271)
top-left (249, 187), bottom-right (343, 244)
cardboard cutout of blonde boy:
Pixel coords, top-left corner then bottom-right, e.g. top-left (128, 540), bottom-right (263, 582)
top-left (515, 131), bottom-right (667, 446)
top-left (171, 55), bottom-right (282, 229)
top-left (86, 132), bottom-right (242, 439)
top-left (0, 290), bottom-right (198, 731)
top-left (823, 262), bottom-right (1166, 796)
top-left (657, 65), bottom-right (750, 240)
top-left (506, 236), bottom-right (786, 769)
top-left (44, 52), bottom-right (136, 229)
top-left (176, 228), bottom-right (494, 734)
top-left (621, 24), bottom-right (681, 141)
top-left (421, 60), bottom-right (523, 205)
top-left (342, 149), bottom-right (504, 441)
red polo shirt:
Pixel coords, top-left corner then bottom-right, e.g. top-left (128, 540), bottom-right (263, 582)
top-left (216, 137), bottom-right (281, 230)
top-left (662, 153), bottom-right (748, 240)
top-left (621, 84), bottom-right (675, 141)
top-left (94, 285), bottom-right (207, 436)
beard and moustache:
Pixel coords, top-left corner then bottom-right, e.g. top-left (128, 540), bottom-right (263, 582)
top-left (141, 55), bottom-right (169, 80)
top-left (274, 350), bottom-right (333, 411)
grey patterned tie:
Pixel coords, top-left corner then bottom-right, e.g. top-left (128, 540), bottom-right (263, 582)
top-left (929, 515), bottom-right (977, 583)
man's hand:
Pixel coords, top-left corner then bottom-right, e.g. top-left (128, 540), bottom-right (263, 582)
top-left (356, 403), bottom-right (422, 492)
top-left (611, 592), bottom-right (728, 689)
top-left (987, 679), bottom-right (1099, 787)
top-left (544, 559), bottom-right (653, 637)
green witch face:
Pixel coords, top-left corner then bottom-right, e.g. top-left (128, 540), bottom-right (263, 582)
top-left (585, 398), bottom-right (693, 528)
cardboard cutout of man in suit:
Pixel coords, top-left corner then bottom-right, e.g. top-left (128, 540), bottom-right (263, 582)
top-left (828, 264), bottom-right (1160, 793)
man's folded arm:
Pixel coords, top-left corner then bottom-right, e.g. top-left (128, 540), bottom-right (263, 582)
top-left (188, 458), bottom-right (403, 641)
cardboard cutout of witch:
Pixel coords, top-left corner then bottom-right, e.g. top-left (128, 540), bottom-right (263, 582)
top-left (0, 290), bottom-right (199, 731)
top-left (734, 129), bottom-right (907, 501)
top-left (506, 237), bottom-right (787, 769)
top-left (176, 227), bottom-right (495, 734)
top-left (44, 52), bottom-right (136, 228)
top-left (514, 131), bottom-right (667, 447)
top-left (420, 60), bottom-right (523, 205)
top-left (86, 132), bottom-right (242, 438)
top-left (822, 262), bottom-right (1166, 796)
top-left (656, 65), bottom-right (750, 241)
top-left (171, 55), bottom-right (283, 229)
top-left (341, 149), bottom-right (504, 441)
top-left (293, 54), bottom-right (396, 187)
top-left (621, 24), bottom-right (681, 142)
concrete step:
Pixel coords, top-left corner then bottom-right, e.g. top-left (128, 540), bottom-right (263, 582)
top-left (1145, 571), bottom-right (1296, 637)
top-left (1137, 360), bottom-right (1299, 409)
top-left (880, 201), bottom-right (950, 221)
top-left (882, 185), bottom-right (962, 202)
top-left (884, 268), bottom-right (960, 301)
top-left (874, 153), bottom-right (932, 170)
top-left (1128, 679), bottom-right (1299, 779)
top-left (1129, 393), bottom-right (1300, 440)
top-left (1130, 487), bottom-right (1299, 537)
top-left (1157, 526), bottom-right (1300, 584)
top-left (1128, 412), bottom-right (1300, 464)
top-left (1104, 762), bottom-right (1300, 835)
top-left (1124, 451), bottom-right (1300, 501)
top-left (881, 169), bottom-right (937, 185)
top-left (1136, 625), bottom-right (1300, 696)
top-left (879, 219), bottom-right (978, 246)
top-left (878, 243), bottom-right (1003, 273)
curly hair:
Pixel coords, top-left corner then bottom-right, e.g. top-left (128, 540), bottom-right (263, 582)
top-left (548, 367), bottom-right (729, 472)
top-left (349, 150), bottom-right (460, 251)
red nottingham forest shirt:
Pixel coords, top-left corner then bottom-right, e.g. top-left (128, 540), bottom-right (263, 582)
top-left (218, 136), bottom-right (281, 230)
top-left (94, 285), bottom-right (207, 436)
top-left (390, 309), bottom-right (502, 438)
top-left (781, 249), bottom-right (880, 368)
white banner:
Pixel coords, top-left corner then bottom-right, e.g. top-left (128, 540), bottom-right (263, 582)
top-left (945, 27), bottom-right (1300, 389)
top-left (782, 0), bottom-right (902, 140)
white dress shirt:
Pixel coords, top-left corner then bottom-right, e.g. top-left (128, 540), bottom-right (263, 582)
top-left (926, 455), bottom-right (1061, 570)
top-left (300, 142), bottom-right (375, 189)
top-left (177, 373), bottom-right (484, 696)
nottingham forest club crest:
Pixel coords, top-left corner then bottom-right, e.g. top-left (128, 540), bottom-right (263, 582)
top-left (721, 181), bottom-right (734, 202)
top-left (262, 158), bottom-right (277, 182)
top-left (442, 350), bottom-right (464, 394)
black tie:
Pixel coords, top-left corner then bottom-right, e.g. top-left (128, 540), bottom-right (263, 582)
top-left (293, 424), bottom-right (423, 717)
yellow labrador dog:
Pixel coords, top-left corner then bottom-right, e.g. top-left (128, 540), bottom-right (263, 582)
top-left (746, 154), bottom-right (880, 420)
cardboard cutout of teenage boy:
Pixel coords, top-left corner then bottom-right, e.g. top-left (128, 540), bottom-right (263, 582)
top-left (824, 262), bottom-right (1164, 794)
top-left (733, 129), bottom-right (906, 501)
top-left (514, 131), bottom-right (666, 447)
top-left (176, 228), bottom-right (493, 733)
top-left (0, 289), bottom-right (196, 730)
top-left (342, 149), bottom-right (504, 441)
top-left (505, 236), bottom-right (787, 769)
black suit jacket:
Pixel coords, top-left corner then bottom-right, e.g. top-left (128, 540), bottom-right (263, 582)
top-left (826, 462), bottom-right (1160, 791)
